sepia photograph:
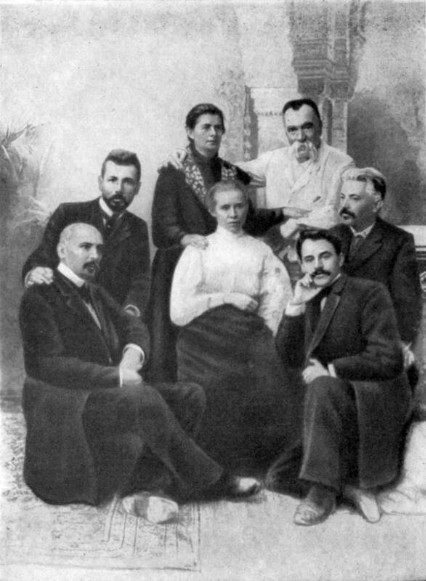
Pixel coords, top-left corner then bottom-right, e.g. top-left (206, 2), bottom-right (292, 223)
top-left (1, 0), bottom-right (426, 579)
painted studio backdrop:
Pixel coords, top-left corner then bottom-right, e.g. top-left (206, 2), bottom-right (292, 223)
top-left (1, 0), bottom-right (425, 399)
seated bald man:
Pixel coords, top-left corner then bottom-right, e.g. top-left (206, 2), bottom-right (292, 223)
top-left (19, 222), bottom-right (260, 521)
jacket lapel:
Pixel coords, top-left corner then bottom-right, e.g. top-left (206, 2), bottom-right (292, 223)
top-left (90, 199), bottom-right (105, 233)
top-left (107, 213), bottom-right (132, 247)
top-left (306, 275), bottom-right (346, 361)
top-left (55, 273), bottom-right (112, 357)
top-left (349, 221), bottom-right (383, 268)
top-left (90, 286), bottom-right (120, 359)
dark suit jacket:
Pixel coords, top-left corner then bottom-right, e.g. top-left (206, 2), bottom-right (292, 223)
top-left (276, 275), bottom-right (412, 488)
top-left (19, 271), bottom-right (150, 504)
top-left (22, 198), bottom-right (151, 315)
top-left (330, 218), bottom-right (422, 344)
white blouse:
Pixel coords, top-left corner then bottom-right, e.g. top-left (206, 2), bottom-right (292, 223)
top-left (170, 227), bottom-right (292, 335)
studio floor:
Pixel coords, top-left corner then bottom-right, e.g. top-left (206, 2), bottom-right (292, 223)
top-left (1, 400), bottom-right (426, 581)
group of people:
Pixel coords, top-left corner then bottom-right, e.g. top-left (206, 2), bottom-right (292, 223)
top-left (19, 98), bottom-right (423, 527)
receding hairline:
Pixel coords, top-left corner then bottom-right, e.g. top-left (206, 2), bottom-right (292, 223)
top-left (282, 98), bottom-right (322, 124)
top-left (58, 223), bottom-right (103, 245)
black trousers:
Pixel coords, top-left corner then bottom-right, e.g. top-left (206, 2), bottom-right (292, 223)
top-left (82, 381), bottom-right (223, 502)
top-left (300, 376), bottom-right (359, 492)
top-left (266, 375), bottom-right (359, 497)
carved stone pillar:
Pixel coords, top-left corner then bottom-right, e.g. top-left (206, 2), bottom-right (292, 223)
top-left (242, 1), bottom-right (365, 161)
top-left (244, 87), bottom-right (296, 159)
top-left (288, 0), bottom-right (363, 151)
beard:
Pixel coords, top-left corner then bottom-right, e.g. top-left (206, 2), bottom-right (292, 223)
top-left (104, 194), bottom-right (130, 212)
top-left (290, 140), bottom-right (319, 163)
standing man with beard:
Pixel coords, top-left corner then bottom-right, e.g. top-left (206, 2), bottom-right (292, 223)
top-left (22, 149), bottom-right (150, 318)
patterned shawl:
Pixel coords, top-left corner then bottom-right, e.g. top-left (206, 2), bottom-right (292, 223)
top-left (182, 146), bottom-right (239, 205)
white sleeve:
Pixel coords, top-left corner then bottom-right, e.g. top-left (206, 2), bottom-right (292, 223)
top-left (237, 151), bottom-right (274, 188)
top-left (257, 249), bottom-right (293, 335)
top-left (296, 159), bottom-right (354, 229)
top-left (170, 247), bottom-right (228, 326)
top-left (296, 205), bottom-right (338, 229)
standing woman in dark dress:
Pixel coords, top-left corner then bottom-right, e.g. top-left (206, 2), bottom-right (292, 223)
top-left (147, 103), bottom-right (278, 382)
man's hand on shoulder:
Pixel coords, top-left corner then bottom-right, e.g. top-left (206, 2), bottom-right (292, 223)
top-left (25, 267), bottom-right (54, 287)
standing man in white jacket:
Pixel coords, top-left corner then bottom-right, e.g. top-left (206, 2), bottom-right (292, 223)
top-left (238, 98), bottom-right (354, 261)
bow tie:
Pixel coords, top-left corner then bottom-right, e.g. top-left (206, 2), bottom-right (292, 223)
top-left (76, 284), bottom-right (92, 304)
top-left (316, 284), bottom-right (333, 300)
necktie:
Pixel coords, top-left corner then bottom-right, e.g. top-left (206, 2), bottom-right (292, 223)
top-left (77, 284), bottom-right (92, 304)
top-left (104, 213), bottom-right (119, 238)
top-left (349, 233), bottom-right (364, 260)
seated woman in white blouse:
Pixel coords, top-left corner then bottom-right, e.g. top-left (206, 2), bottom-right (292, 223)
top-left (170, 180), bottom-right (303, 473)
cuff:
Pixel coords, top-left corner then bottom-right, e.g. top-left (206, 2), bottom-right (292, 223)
top-left (279, 219), bottom-right (299, 239)
top-left (208, 295), bottom-right (225, 310)
top-left (328, 363), bottom-right (337, 377)
top-left (285, 302), bottom-right (305, 316)
top-left (124, 304), bottom-right (141, 317)
top-left (24, 270), bottom-right (32, 288)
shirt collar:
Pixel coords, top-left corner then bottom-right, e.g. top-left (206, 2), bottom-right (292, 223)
top-left (99, 197), bottom-right (125, 221)
top-left (57, 262), bottom-right (86, 288)
top-left (350, 222), bottom-right (375, 239)
top-left (99, 197), bottom-right (113, 218)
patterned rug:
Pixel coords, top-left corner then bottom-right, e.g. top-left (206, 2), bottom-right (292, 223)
top-left (0, 410), bottom-right (201, 570)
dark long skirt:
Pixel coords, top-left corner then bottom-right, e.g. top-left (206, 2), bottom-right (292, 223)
top-left (176, 305), bottom-right (304, 473)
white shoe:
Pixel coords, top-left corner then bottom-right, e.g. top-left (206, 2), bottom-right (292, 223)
top-left (122, 492), bottom-right (179, 524)
top-left (344, 485), bottom-right (381, 523)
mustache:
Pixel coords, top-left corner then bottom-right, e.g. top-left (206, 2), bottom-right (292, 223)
top-left (290, 140), bottom-right (318, 161)
top-left (340, 208), bottom-right (356, 218)
top-left (84, 261), bottom-right (99, 270)
top-left (110, 194), bottom-right (125, 202)
top-left (312, 268), bottom-right (331, 277)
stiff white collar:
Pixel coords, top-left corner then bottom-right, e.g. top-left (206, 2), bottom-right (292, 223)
top-left (57, 262), bottom-right (86, 288)
top-left (99, 197), bottom-right (113, 218)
